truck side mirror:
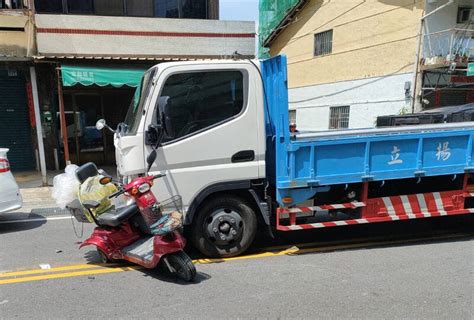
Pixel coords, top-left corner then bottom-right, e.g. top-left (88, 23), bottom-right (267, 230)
top-left (146, 149), bottom-right (157, 172)
top-left (145, 124), bottom-right (162, 146)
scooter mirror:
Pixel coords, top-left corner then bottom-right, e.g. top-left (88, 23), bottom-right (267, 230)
top-left (96, 119), bottom-right (106, 131)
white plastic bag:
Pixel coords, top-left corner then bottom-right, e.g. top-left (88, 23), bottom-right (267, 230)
top-left (52, 164), bottom-right (80, 209)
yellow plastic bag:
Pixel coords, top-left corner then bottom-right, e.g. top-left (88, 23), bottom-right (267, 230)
top-left (78, 175), bottom-right (118, 223)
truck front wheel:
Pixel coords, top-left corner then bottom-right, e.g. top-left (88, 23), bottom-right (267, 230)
top-left (191, 196), bottom-right (257, 258)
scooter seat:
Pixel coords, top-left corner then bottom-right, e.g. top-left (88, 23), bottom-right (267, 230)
top-left (97, 203), bottom-right (138, 227)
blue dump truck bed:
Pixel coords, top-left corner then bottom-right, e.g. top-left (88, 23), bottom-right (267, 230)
top-left (261, 55), bottom-right (474, 206)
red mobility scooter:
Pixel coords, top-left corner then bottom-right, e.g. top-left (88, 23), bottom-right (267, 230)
top-left (69, 161), bottom-right (196, 282)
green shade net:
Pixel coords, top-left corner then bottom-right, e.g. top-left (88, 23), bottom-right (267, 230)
top-left (61, 65), bottom-right (146, 87)
top-left (259, 0), bottom-right (302, 58)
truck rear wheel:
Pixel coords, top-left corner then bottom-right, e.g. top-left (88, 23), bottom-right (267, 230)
top-left (191, 196), bottom-right (257, 258)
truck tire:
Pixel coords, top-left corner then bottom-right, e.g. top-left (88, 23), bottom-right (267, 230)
top-left (191, 196), bottom-right (257, 258)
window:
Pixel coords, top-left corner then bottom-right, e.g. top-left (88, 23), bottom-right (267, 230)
top-left (154, 0), bottom-right (179, 18)
top-left (457, 7), bottom-right (472, 24)
top-left (124, 69), bottom-right (157, 135)
top-left (289, 110), bottom-right (296, 124)
top-left (67, 0), bottom-right (93, 14)
top-left (34, 0), bottom-right (63, 13)
top-left (126, 0), bottom-right (154, 17)
top-left (94, 0), bottom-right (124, 16)
top-left (159, 71), bottom-right (244, 142)
top-left (314, 30), bottom-right (333, 56)
top-left (329, 106), bottom-right (350, 129)
top-left (34, 0), bottom-right (209, 18)
top-left (181, 0), bottom-right (207, 19)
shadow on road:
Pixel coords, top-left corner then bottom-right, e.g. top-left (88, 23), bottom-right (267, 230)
top-left (82, 249), bottom-right (210, 285)
top-left (83, 249), bottom-right (103, 264)
top-left (142, 267), bottom-right (211, 285)
top-left (0, 213), bottom-right (47, 234)
top-left (251, 214), bottom-right (474, 251)
top-left (181, 215), bottom-right (474, 261)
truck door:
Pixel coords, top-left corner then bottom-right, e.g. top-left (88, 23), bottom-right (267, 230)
top-left (144, 63), bottom-right (264, 213)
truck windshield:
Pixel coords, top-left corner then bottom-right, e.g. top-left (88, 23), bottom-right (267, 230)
top-left (123, 68), bottom-right (156, 135)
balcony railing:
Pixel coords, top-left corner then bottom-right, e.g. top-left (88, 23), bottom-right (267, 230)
top-left (422, 28), bottom-right (474, 69)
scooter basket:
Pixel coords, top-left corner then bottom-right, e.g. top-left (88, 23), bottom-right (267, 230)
top-left (142, 195), bottom-right (183, 235)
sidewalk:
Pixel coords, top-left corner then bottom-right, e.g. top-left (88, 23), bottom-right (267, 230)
top-left (12, 170), bottom-right (60, 213)
top-left (12, 166), bottom-right (117, 213)
top-left (13, 170), bottom-right (60, 189)
top-left (14, 187), bottom-right (60, 214)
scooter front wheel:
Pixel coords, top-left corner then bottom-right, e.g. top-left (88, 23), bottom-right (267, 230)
top-left (166, 251), bottom-right (196, 282)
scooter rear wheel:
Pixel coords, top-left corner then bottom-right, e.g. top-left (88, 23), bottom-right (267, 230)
top-left (97, 248), bottom-right (115, 264)
top-left (167, 251), bottom-right (196, 282)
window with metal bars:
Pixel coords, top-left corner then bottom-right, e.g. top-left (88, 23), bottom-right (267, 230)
top-left (329, 106), bottom-right (350, 129)
top-left (314, 30), bottom-right (333, 56)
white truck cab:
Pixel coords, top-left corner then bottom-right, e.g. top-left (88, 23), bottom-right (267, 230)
top-left (113, 60), bottom-right (268, 257)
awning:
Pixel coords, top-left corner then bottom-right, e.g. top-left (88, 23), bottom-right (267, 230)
top-left (61, 65), bottom-right (146, 87)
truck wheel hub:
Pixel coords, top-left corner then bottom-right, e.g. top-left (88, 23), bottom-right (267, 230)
top-left (206, 209), bottom-right (243, 245)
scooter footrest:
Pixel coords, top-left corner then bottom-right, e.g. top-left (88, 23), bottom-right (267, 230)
top-left (123, 236), bottom-right (154, 262)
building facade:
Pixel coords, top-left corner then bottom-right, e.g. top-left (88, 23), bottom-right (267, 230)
top-left (0, 0), bottom-right (256, 181)
top-left (260, 0), bottom-right (473, 131)
top-left (0, 2), bottom-right (37, 171)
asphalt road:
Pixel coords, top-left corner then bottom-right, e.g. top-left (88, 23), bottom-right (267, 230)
top-left (0, 211), bottom-right (473, 319)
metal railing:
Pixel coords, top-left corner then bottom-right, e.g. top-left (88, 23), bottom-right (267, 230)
top-left (422, 28), bottom-right (474, 66)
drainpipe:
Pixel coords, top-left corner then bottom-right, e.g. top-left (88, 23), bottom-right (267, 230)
top-left (411, 0), bottom-right (454, 113)
top-left (30, 66), bottom-right (48, 186)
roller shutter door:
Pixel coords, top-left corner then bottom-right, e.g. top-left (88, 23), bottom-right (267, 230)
top-left (0, 68), bottom-right (35, 171)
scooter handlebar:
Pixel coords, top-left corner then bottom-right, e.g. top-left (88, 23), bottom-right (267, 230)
top-left (152, 173), bottom-right (166, 180)
top-left (108, 174), bottom-right (166, 198)
top-left (108, 189), bottom-right (126, 199)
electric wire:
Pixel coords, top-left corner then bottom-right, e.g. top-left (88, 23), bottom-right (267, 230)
top-left (283, 0), bottom-right (423, 46)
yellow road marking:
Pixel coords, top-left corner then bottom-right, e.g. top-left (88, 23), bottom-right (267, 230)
top-left (0, 266), bottom-right (141, 285)
top-left (0, 263), bottom-right (122, 278)
top-left (193, 246), bottom-right (300, 264)
top-left (0, 232), bottom-right (471, 285)
top-left (194, 233), bottom-right (473, 264)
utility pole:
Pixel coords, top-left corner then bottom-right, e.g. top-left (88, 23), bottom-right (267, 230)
top-left (30, 66), bottom-right (48, 186)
